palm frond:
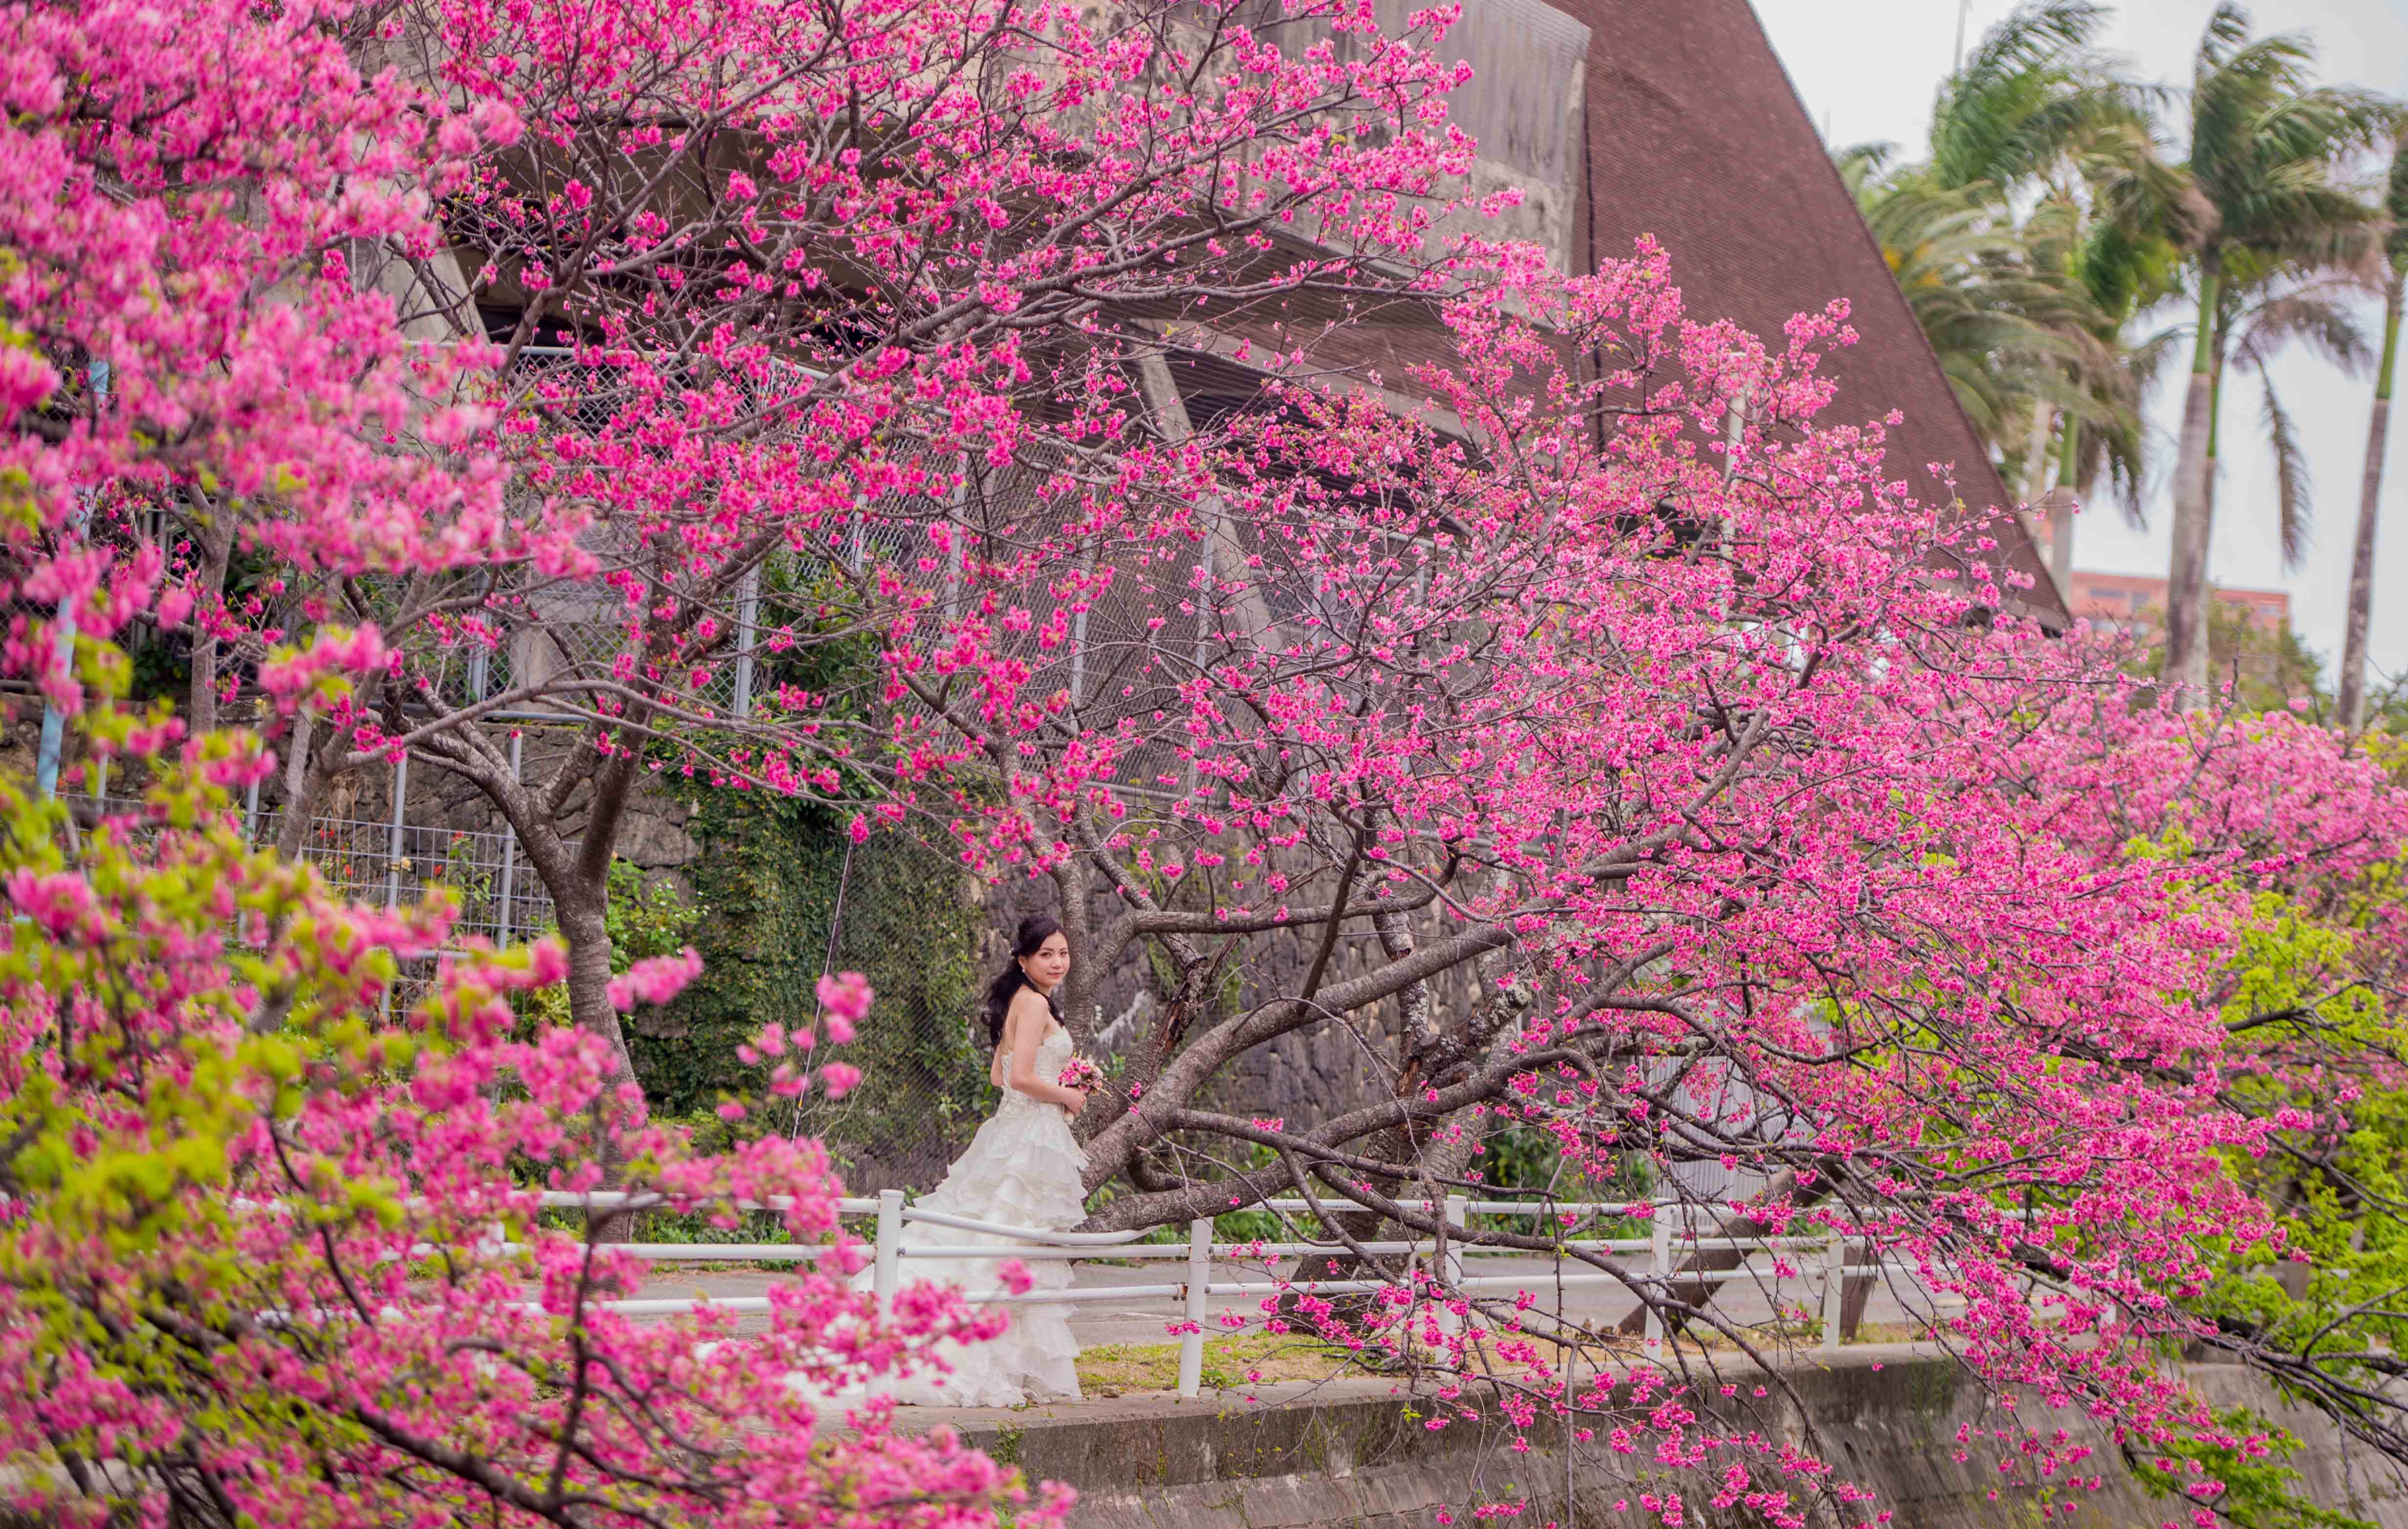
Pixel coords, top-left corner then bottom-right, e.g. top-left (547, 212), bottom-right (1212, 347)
top-left (2121, 324), bottom-right (2189, 405)
top-left (1928, 0), bottom-right (2151, 195)
top-left (1833, 141), bottom-right (1900, 198)
top-left (2229, 285), bottom-right (2375, 377)
top-left (2256, 364), bottom-right (2312, 568)
top-left (2196, 2), bottom-right (2252, 73)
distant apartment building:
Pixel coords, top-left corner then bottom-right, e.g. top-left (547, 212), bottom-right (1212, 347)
top-left (2066, 571), bottom-right (2290, 636)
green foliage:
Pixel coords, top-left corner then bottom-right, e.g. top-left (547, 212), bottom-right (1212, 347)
top-left (791, 823), bottom-right (992, 1187)
top-left (632, 784), bottom-right (989, 1189)
top-left (628, 787), bottom-right (840, 1113)
top-left (2124, 596), bottom-right (2332, 715)
top-left (521, 857), bottom-right (699, 1032)
top-left (1466, 1120), bottom-right (1653, 1235)
top-left (2129, 1407), bottom-right (2377, 1529)
top-left (2193, 865), bottom-right (2408, 1458)
top-left (610, 856), bottom-right (703, 964)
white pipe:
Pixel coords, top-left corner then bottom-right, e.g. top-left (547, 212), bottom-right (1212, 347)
top-left (897, 1205), bottom-right (1151, 1245)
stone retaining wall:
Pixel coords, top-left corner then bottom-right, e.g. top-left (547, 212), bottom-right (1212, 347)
top-left (910, 1348), bottom-right (2405, 1529)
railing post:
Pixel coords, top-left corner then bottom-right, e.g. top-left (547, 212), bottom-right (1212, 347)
top-left (1443, 1194), bottom-right (1467, 1287)
top-left (1177, 1216), bottom-right (1210, 1399)
top-left (34, 603), bottom-right (74, 801)
top-left (1644, 1203), bottom-right (1669, 1356)
top-left (36, 364), bottom-right (100, 804)
top-left (1821, 1224), bottom-right (1846, 1354)
top-left (874, 1189), bottom-right (903, 1312)
top-left (1440, 1194), bottom-right (1468, 1336)
top-left (379, 750), bottom-right (409, 1020)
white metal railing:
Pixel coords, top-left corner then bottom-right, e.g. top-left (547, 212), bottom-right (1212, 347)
top-left (527, 1189), bottom-right (2028, 1399)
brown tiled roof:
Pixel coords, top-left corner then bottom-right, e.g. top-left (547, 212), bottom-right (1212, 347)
top-left (1550, 0), bottom-right (2068, 626)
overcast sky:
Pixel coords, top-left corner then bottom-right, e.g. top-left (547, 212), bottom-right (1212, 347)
top-left (1753, 0), bottom-right (2408, 683)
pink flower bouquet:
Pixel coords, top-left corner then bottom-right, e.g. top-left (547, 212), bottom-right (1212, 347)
top-left (1056, 1055), bottom-right (1103, 1091)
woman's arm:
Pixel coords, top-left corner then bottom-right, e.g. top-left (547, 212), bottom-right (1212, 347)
top-left (1004, 993), bottom-right (1088, 1109)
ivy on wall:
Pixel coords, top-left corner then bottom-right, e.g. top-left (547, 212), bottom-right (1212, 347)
top-left (631, 785), bottom-right (992, 1191)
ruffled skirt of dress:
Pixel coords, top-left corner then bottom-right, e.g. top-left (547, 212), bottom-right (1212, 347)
top-left (857, 1096), bottom-right (1089, 1407)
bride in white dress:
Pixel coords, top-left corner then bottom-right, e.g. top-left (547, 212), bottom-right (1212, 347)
top-left (865, 914), bottom-right (1093, 1406)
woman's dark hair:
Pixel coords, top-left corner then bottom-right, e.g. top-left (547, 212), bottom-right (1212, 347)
top-left (983, 913), bottom-right (1063, 1049)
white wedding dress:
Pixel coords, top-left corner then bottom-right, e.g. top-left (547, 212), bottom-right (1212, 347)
top-left (864, 1024), bottom-right (1088, 1406)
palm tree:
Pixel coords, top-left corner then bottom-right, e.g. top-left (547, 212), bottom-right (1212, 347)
top-left (2339, 140), bottom-right (2407, 733)
top-left (2117, 5), bottom-right (2393, 703)
top-left (1839, 159), bottom-right (2120, 454)
top-left (2219, 271), bottom-right (2376, 562)
top-left (1843, 2), bottom-right (2165, 591)
top-left (2022, 184), bottom-right (2185, 585)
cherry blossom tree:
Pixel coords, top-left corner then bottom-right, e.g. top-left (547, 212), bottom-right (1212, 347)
top-left (0, 6), bottom-right (1056, 1515)
top-left (10, 0), bottom-right (2408, 1519)
top-left (861, 244), bottom-right (2408, 1514)
top-left (0, 0), bottom-right (526, 724)
top-left (0, 707), bottom-right (1065, 1526)
top-left (158, 0), bottom-right (1509, 1101)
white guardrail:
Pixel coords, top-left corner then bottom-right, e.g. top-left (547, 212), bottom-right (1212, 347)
top-left (536, 1190), bottom-right (1942, 1399)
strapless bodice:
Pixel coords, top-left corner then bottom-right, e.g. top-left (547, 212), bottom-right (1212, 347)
top-left (996, 1026), bottom-right (1075, 1116)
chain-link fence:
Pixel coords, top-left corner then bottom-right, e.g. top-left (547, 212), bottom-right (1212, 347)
top-left (247, 806), bottom-right (563, 947)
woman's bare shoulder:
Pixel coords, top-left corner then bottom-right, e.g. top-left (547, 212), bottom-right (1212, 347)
top-left (1002, 987), bottom-right (1050, 1035)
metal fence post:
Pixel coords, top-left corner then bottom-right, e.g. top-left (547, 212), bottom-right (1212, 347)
top-left (1644, 1204), bottom-right (1669, 1355)
top-left (731, 564), bottom-right (760, 720)
top-left (940, 465), bottom-right (967, 619)
top-left (34, 604), bottom-right (75, 800)
top-left (1177, 1216), bottom-right (1211, 1398)
top-left (377, 751), bottom-right (409, 1020)
top-left (1821, 1225), bottom-right (1846, 1354)
top-left (37, 365), bottom-right (102, 803)
top-left (496, 731), bottom-right (521, 946)
top-left (383, 752), bottom-right (409, 910)
top-left (1067, 541), bottom-right (1095, 709)
top-left (873, 1189), bottom-right (903, 1312)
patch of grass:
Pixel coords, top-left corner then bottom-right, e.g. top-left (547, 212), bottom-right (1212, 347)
top-left (1075, 1332), bottom-right (1352, 1396)
top-left (1067, 1320), bottom-right (1950, 1400)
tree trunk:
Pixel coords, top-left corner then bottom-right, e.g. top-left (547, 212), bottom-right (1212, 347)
top-left (2340, 273), bottom-right (2402, 733)
top-left (558, 882), bottom-right (642, 1242)
top-left (2164, 257), bottom-right (2223, 706)
top-left (558, 891), bottom-right (638, 1086)
top-left (2049, 419), bottom-right (2079, 596)
top-left (272, 710), bottom-right (319, 859)
top-left (186, 517), bottom-right (234, 733)
top-left (2021, 402), bottom-right (2055, 502)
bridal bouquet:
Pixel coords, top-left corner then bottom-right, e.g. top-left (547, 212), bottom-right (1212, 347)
top-left (1056, 1055), bottom-right (1103, 1091)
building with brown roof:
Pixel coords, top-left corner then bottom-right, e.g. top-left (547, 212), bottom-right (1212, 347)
top-left (1324, 0), bottom-right (2069, 628)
